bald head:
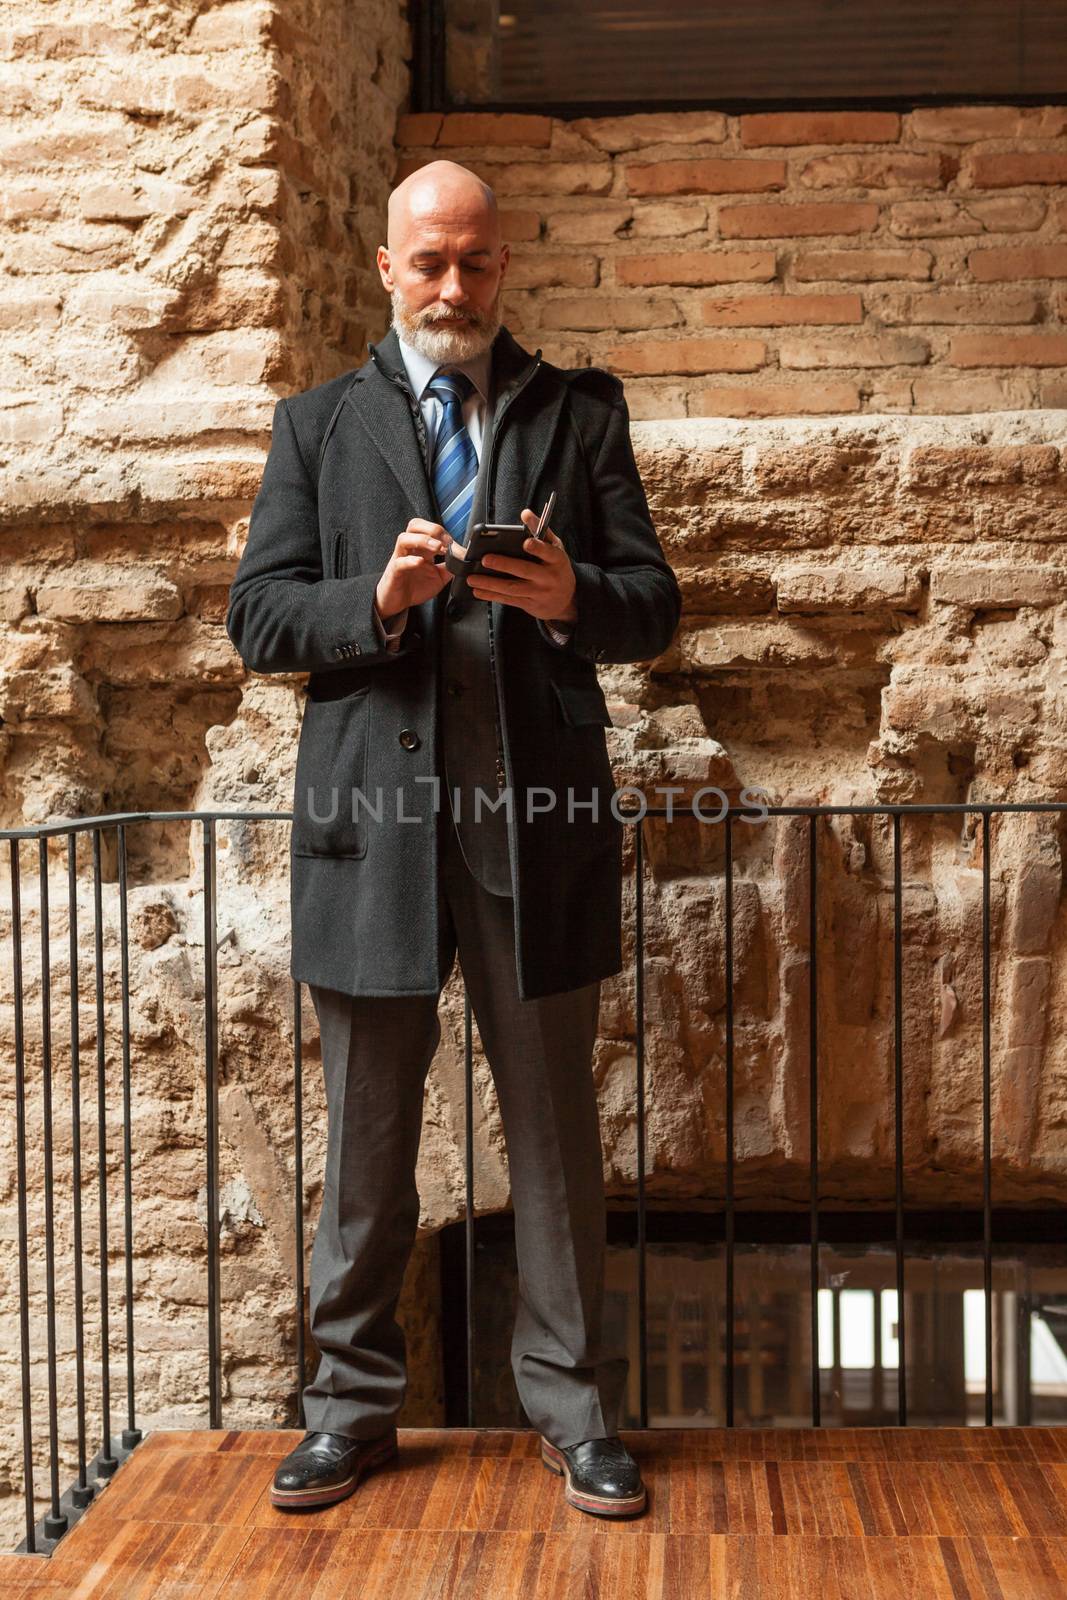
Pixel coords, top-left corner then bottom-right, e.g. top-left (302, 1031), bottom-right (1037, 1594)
top-left (378, 160), bottom-right (508, 366)
top-left (386, 160), bottom-right (498, 254)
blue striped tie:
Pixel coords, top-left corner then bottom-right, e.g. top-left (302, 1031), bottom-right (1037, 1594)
top-left (427, 369), bottom-right (479, 541)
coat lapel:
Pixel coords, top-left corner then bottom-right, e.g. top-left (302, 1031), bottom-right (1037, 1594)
top-left (340, 333), bottom-right (437, 519)
top-left (338, 323), bottom-right (557, 519)
top-left (330, 325), bottom-right (572, 646)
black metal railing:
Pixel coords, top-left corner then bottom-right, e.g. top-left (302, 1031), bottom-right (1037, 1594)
top-left (3, 801), bottom-right (1063, 1554)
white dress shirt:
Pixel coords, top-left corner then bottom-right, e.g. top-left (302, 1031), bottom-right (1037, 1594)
top-left (371, 333), bottom-right (575, 652)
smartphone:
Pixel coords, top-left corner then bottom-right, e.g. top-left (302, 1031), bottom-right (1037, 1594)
top-left (442, 520), bottom-right (539, 580)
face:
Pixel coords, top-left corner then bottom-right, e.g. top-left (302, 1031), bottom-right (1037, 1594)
top-left (378, 200), bottom-right (509, 366)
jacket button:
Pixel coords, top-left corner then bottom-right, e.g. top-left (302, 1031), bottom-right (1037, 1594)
top-left (399, 728), bottom-right (420, 750)
top-left (446, 678), bottom-right (464, 697)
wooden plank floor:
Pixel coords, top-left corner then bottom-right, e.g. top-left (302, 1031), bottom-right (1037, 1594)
top-left (7, 1427), bottom-right (1067, 1597)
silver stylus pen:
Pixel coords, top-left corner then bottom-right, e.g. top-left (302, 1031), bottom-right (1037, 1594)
top-left (533, 489), bottom-right (556, 540)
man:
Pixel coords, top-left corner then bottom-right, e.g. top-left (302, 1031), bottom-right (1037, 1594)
top-left (225, 159), bottom-right (681, 1520)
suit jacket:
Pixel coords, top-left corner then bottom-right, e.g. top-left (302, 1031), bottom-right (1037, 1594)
top-left (225, 322), bottom-right (682, 1000)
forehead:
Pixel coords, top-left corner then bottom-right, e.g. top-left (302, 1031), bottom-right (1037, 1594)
top-left (407, 231), bottom-right (492, 255)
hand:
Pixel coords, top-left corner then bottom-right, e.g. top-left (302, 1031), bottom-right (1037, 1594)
top-left (375, 518), bottom-right (453, 618)
top-left (467, 507), bottom-right (578, 623)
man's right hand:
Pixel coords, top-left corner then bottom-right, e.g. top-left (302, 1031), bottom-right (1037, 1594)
top-left (375, 519), bottom-right (454, 620)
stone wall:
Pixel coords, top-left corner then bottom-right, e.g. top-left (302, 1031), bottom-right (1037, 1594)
top-left (0, 0), bottom-right (413, 1548)
top-left (607, 413), bottom-right (1067, 1213)
top-left (0, 0), bottom-right (407, 837)
top-left (396, 105), bottom-right (1067, 418)
top-left (5, 407), bottom-right (1067, 1546)
top-left (2, 0), bottom-right (1067, 1548)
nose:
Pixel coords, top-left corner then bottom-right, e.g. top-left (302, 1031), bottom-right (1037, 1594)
top-left (437, 271), bottom-right (469, 302)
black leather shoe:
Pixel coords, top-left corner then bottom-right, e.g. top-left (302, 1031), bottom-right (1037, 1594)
top-left (540, 1434), bottom-right (647, 1518)
top-left (271, 1426), bottom-right (398, 1510)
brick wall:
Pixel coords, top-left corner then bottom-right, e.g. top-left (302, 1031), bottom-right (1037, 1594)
top-left (397, 105), bottom-right (1067, 417)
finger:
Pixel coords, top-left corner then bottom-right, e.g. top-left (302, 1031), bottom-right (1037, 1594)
top-left (479, 551), bottom-right (545, 575)
top-left (396, 531), bottom-right (446, 555)
top-left (519, 527), bottom-right (563, 558)
top-left (468, 575), bottom-right (540, 599)
top-left (473, 558), bottom-right (544, 584)
top-left (514, 536), bottom-right (553, 563)
top-left (398, 529), bottom-right (446, 547)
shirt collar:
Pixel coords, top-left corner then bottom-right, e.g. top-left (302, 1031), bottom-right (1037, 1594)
top-left (396, 332), bottom-right (492, 407)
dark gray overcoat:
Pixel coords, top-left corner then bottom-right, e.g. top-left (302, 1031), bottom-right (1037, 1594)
top-left (225, 322), bottom-right (681, 1000)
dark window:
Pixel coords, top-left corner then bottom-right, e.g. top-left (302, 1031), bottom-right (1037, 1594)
top-left (417, 0), bottom-right (1067, 113)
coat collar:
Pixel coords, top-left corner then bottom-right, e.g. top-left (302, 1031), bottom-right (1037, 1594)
top-left (365, 320), bottom-right (539, 403)
top-left (339, 323), bottom-right (547, 523)
top-left (392, 332), bottom-right (492, 409)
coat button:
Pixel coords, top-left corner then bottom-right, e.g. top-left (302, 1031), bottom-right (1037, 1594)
top-left (399, 728), bottom-right (420, 750)
top-left (446, 678), bottom-right (464, 697)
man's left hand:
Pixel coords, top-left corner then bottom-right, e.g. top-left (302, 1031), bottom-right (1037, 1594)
top-left (466, 507), bottom-right (578, 623)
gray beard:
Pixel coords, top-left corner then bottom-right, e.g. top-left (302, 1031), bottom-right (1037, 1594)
top-left (390, 294), bottom-right (502, 366)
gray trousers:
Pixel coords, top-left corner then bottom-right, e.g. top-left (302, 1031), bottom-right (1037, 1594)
top-left (300, 805), bottom-right (630, 1449)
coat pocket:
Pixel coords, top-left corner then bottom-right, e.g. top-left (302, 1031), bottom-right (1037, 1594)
top-left (551, 678), bottom-right (613, 728)
top-left (291, 684), bottom-right (371, 859)
top-left (330, 526), bottom-right (347, 579)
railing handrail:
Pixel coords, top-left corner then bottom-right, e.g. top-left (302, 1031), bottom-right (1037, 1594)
top-left (4, 796), bottom-right (1067, 844)
top-left (6, 799), bottom-right (1067, 1555)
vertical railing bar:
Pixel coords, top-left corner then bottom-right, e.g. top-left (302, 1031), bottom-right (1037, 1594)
top-left (831, 1287), bottom-right (842, 1413)
top-left (38, 836), bottom-right (67, 1537)
top-left (293, 979), bottom-right (306, 1429)
top-left (1018, 1278), bottom-right (1033, 1427)
top-left (635, 817), bottom-right (648, 1431)
top-left (893, 812), bottom-right (907, 1427)
top-left (724, 812), bottom-right (735, 1428)
top-left (91, 830), bottom-right (117, 1481)
top-left (202, 819), bottom-right (221, 1430)
top-left (873, 1285), bottom-right (883, 1415)
top-left (66, 833), bottom-right (93, 1507)
top-left (809, 813), bottom-right (820, 1428)
top-left (10, 840), bottom-right (36, 1551)
top-left (117, 826), bottom-right (140, 1447)
top-left (982, 809), bottom-right (993, 1427)
top-left (463, 986), bottom-right (474, 1426)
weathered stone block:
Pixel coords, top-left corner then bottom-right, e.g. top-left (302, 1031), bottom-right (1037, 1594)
top-left (776, 565), bottom-right (921, 614)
